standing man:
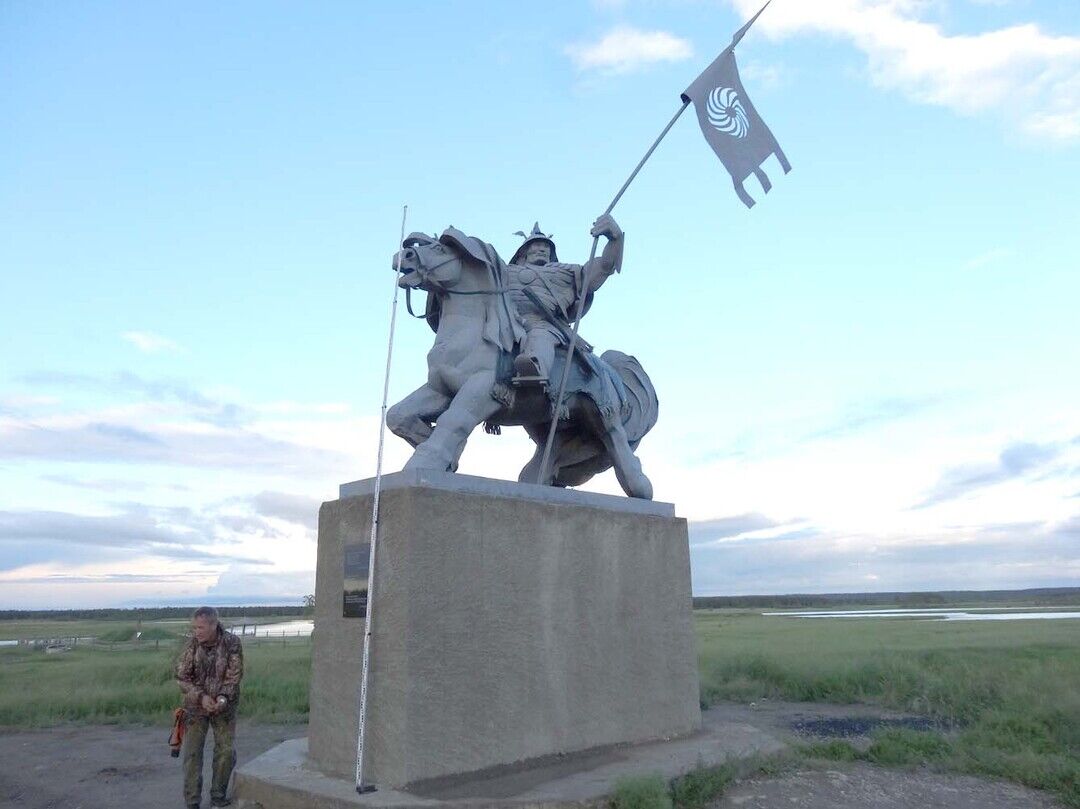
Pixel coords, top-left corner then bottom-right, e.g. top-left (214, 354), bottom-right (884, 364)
top-left (507, 214), bottom-right (624, 383)
top-left (177, 606), bottom-right (244, 809)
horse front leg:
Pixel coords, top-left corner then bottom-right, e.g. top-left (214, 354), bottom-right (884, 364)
top-left (387, 383), bottom-right (451, 449)
top-left (599, 421), bottom-right (654, 500)
top-left (404, 372), bottom-right (502, 473)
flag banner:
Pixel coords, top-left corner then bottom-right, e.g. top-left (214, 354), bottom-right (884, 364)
top-left (681, 16), bottom-right (790, 208)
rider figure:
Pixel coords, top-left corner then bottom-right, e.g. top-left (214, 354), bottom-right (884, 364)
top-left (507, 214), bottom-right (624, 383)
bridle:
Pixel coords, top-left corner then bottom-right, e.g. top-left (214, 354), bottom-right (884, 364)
top-left (402, 238), bottom-right (510, 319)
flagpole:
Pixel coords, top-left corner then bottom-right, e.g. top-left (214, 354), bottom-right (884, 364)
top-left (536, 101), bottom-right (689, 485)
top-left (604, 100), bottom-right (690, 217)
top-left (355, 204), bottom-right (409, 794)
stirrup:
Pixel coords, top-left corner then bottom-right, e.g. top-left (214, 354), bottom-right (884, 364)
top-left (512, 354), bottom-right (548, 387)
top-left (512, 374), bottom-right (548, 388)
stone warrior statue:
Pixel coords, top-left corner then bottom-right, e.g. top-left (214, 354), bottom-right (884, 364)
top-left (387, 212), bottom-right (657, 499)
top-left (508, 214), bottom-right (624, 384)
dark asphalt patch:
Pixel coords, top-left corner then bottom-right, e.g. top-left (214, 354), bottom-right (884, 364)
top-left (790, 716), bottom-right (947, 738)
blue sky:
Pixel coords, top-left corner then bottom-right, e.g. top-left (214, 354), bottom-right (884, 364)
top-left (1, 1), bottom-right (1078, 608)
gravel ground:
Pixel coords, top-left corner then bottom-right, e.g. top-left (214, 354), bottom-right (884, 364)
top-left (0, 721), bottom-right (305, 809)
top-left (716, 765), bottom-right (1065, 809)
top-left (707, 700), bottom-right (1065, 809)
top-left (0, 704), bottom-right (1066, 808)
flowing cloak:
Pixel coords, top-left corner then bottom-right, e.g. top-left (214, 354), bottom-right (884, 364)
top-left (422, 227), bottom-right (523, 355)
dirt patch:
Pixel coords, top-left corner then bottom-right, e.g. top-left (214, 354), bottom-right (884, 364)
top-left (706, 698), bottom-right (945, 742)
top-left (789, 715), bottom-right (949, 738)
top-left (0, 721), bottom-right (305, 809)
top-left (706, 701), bottom-right (1065, 808)
top-left (715, 764), bottom-right (1065, 809)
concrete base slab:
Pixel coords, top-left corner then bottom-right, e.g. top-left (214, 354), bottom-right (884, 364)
top-left (234, 710), bottom-right (786, 809)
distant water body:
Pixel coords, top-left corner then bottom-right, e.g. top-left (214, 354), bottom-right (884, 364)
top-left (1, 620), bottom-right (316, 645)
top-left (230, 619), bottom-right (314, 636)
top-left (763, 608), bottom-right (1080, 622)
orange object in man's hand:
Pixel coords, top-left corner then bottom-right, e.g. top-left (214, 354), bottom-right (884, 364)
top-left (168, 708), bottom-right (185, 757)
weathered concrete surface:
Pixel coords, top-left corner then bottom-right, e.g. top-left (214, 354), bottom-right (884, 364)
top-left (234, 710), bottom-right (782, 809)
top-left (339, 470), bottom-right (675, 518)
top-left (305, 476), bottom-right (699, 788)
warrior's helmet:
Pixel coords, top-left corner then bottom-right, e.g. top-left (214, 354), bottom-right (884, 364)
top-left (510, 222), bottom-right (558, 265)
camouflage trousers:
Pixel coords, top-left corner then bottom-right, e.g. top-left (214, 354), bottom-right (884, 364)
top-left (182, 711), bottom-right (236, 806)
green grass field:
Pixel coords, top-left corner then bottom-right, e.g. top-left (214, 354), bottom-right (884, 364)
top-left (0, 638), bottom-right (311, 726)
top-left (0, 618), bottom-right (184, 641)
top-left (697, 611), bottom-right (1080, 806)
top-left (1, 610), bottom-right (1077, 805)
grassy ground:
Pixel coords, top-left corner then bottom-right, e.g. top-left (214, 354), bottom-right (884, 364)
top-left (0, 618), bottom-right (183, 641)
top-left (698, 611), bottom-right (1080, 807)
top-left (1, 611), bottom-right (1077, 805)
top-left (612, 753), bottom-right (794, 809)
top-left (0, 638), bottom-right (311, 726)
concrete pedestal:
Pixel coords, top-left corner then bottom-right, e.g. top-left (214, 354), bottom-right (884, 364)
top-left (305, 470), bottom-right (700, 789)
top-left (234, 709), bottom-right (783, 809)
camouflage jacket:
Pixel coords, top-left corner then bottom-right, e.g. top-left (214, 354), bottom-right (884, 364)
top-left (176, 627), bottom-right (243, 716)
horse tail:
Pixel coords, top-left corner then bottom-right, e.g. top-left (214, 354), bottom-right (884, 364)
top-left (600, 350), bottom-right (658, 444)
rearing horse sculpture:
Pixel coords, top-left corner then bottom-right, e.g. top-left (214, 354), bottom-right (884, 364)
top-left (386, 227), bottom-right (658, 499)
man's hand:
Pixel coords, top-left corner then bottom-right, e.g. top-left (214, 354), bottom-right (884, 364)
top-left (590, 214), bottom-right (622, 241)
top-left (200, 694), bottom-right (217, 714)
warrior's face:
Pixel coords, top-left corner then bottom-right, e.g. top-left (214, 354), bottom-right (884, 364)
top-left (525, 242), bottom-right (551, 265)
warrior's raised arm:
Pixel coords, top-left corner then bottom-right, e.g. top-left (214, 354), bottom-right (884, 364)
top-left (582, 213), bottom-right (624, 292)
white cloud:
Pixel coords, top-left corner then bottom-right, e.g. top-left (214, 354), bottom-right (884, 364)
top-left (122, 330), bottom-right (180, 353)
top-left (740, 60), bottom-right (785, 89)
top-left (566, 26), bottom-right (694, 74)
top-left (730, 0), bottom-right (1080, 141)
top-left (206, 565), bottom-right (315, 602)
top-left (962, 246), bottom-right (1013, 269)
top-left (257, 400), bottom-right (351, 415)
top-left (6, 362), bottom-right (1079, 604)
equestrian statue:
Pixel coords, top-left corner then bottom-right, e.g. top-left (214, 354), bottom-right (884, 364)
top-left (385, 214), bottom-right (658, 500)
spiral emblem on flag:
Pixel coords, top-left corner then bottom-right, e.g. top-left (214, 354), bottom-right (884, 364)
top-left (707, 86), bottom-right (750, 139)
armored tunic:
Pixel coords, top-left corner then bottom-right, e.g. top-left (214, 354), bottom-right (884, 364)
top-left (507, 261), bottom-right (584, 338)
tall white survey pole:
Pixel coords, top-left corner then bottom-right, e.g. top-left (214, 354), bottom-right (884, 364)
top-left (355, 204), bottom-right (409, 794)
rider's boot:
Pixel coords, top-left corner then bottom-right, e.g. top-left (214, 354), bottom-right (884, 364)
top-left (513, 354), bottom-right (547, 384)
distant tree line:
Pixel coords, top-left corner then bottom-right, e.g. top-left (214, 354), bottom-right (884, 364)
top-left (692, 587), bottom-right (1080, 610)
top-left (0, 605), bottom-right (307, 621)
top-left (3, 587), bottom-right (1075, 620)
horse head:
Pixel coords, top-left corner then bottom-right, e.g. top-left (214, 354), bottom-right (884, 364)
top-left (393, 232), bottom-right (466, 293)
top-left (393, 228), bottom-right (519, 347)
top-left (394, 227), bottom-right (505, 291)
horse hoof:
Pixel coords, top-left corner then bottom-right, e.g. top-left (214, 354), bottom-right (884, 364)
top-left (629, 476), bottom-right (653, 500)
top-left (404, 450), bottom-right (452, 474)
